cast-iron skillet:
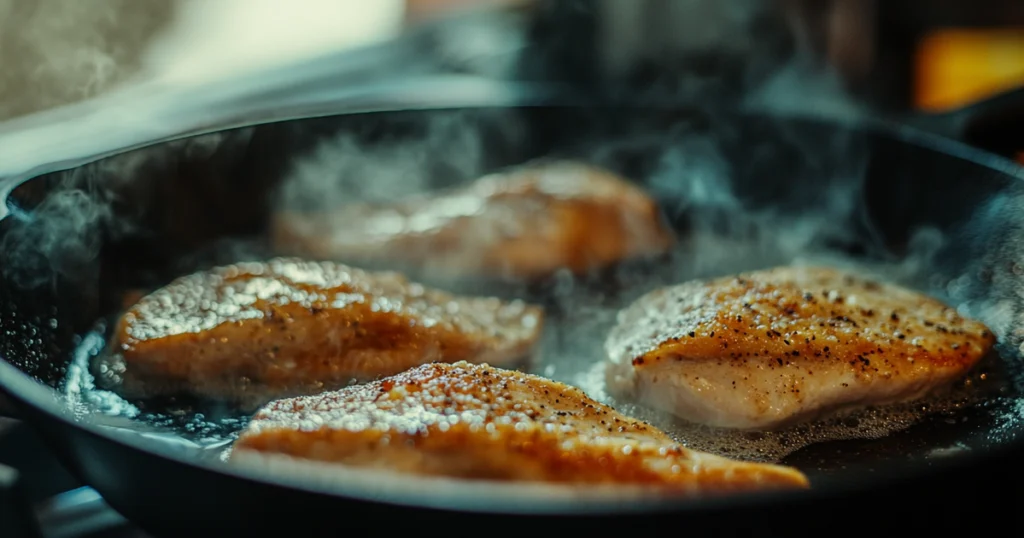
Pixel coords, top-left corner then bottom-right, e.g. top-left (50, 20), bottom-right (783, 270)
top-left (1, 79), bottom-right (1024, 535)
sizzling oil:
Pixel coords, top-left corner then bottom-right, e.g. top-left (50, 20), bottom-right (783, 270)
top-left (65, 325), bottom-right (248, 456)
top-left (60, 250), bottom-right (1022, 470)
top-left (573, 359), bottom-right (1006, 463)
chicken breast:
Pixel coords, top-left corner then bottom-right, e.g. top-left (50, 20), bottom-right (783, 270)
top-left (101, 258), bottom-right (543, 408)
top-left (231, 361), bottom-right (808, 494)
top-left (271, 161), bottom-right (675, 281)
top-left (605, 266), bottom-right (995, 430)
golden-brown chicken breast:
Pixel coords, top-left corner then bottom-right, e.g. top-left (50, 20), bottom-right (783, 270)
top-left (605, 266), bottom-right (995, 430)
top-left (231, 361), bottom-right (808, 493)
top-left (101, 258), bottom-right (543, 408)
top-left (271, 161), bottom-right (675, 281)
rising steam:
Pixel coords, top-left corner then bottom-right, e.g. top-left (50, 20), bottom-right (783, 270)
top-left (0, 0), bottom-right (885, 303)
top-left (2, 0), bottom-right (879, 335)
top-left (0, 1), bottom-right (407, 122)
top-left (0, 0), bottom-right (173, 122)
top-left (278, 112), bottom-right (495, 213)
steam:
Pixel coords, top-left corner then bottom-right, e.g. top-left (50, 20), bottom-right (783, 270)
top-left (278, 112), bottom-right (496, 212)
top-left (0, 130), bottom-right (249, 289)
top-left (252, 0), bottom-right (895, 433)
top-left (0, 0), bottom-right (172, 121)
top-left (941, 192), bottom-right (1024, 352)
top-left (743, 57), bottom-right (868, 121)
top-left (257, 0), bottom-right (888, 304)
top-left (0, 1), bottom-right (407, 123)
top-left (1, 0), bottom-right (879, 328)
top-left (0, 154), bottom-right (139, 290)
top-left (0, 1), bottom-right (526, 290)
top-left (2, 189), bottom-right (117, 290)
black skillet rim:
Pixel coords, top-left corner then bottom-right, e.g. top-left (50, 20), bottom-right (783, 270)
top-left (1, 99), bottom-right (1024, 516)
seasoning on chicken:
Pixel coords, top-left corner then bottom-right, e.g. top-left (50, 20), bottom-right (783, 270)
top-left (230, 361), bottom-right (809, 493)
top-left (271, 161), bottom-right (675, 281)
top-left (100, 258), bottom-right (543, 408)
top-left (605, 266), bottom-right (996, 430)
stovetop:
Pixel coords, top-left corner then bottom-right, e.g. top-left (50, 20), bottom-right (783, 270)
top-left (0, 418), bottom-right (150, 538)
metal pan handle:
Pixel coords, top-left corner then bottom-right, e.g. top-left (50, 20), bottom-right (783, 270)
top-left (904, 86), bottom-right (1024, 161)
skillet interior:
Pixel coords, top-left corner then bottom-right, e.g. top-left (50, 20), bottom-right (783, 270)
top-left (2, 105), bottom-right (1024, 500)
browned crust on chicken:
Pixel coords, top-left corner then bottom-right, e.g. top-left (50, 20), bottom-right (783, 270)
top-left (102, 258), bottom-right (543, 408)
top-left (271, 161), bottom-right (675, 281)
top-left (231, 361), bottom-right (809, 493)
top-left (605, 266), bottom-right (996, 430)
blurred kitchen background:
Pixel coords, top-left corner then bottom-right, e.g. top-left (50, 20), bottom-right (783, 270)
top-left (1, 0), bottom-right (1022, 125)
top-left (0, 0), bottom-right (407, 121)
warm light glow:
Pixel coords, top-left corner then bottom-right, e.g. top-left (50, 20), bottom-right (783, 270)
top-left (142, 0), bottom-right (406, 85)
top-left (915, 28), bottom-right (1024, 113)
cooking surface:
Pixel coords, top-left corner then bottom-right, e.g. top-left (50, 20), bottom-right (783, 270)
top-left (1, 102), bottom-right (1021, 530)
top-left (2, 95), bottom-right (1023, 533)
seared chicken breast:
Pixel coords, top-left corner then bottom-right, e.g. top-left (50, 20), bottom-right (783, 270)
top-left (271, 161), bottom-right (675, 281)
top-left (605, 266), bottom-right (995, 430)
top-left (231, 361), bottom-right (808, 493)
top-left (101, 258), bottom-right (543, 408)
